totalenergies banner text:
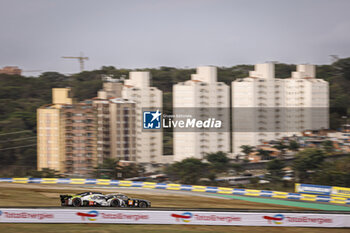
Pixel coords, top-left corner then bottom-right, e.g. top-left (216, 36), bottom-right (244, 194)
top-left (0, 209), bottom-right (349, 227)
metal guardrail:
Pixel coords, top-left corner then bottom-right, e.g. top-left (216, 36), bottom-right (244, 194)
top-left (1, 178), bottom-right (350, 205)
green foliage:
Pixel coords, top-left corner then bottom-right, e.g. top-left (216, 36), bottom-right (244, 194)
top-left (93, 159), bottom-right (145, 179)
top-left (257, 149), bottom-right (272, 160)
top-left (288, 140), bottom-right (300, 151)
top-left (240, 145), bottom-right (254, 160)
top-left (28, 168), bottom-right (62, 178)
top-left (293, 148), bottom-right (326, 183)
top-left (165, 158), bottom-right (209, 184)
top-left (273, 142), bottom-right (288, 151)
top-left (231, 163), bottom-right (244, 175)
top-left (321, 140), bottom-right (334, 153)
top-left (311, 156), bottom-right (350, 187)
top-left (266, 159), bottom-right (285, 182)
top-left (206, 151), bottom-right (230, 173)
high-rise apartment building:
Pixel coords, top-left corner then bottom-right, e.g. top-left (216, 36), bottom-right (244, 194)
top-left (122, 72), bottom-right (163, 165)
top-left (232, 63), bottom-right (329, 154)
top-left (98, 82), bottom-right (123, 99)
top-left (38, 88), bottom-right (98, 176)
top-left (173, 66), bottom-right (230, 161)
top-left (37, 88), bottom-right (73, 173)
top-left (93, 97), bottom-right (136, 163)
top-left (61, 100), bottom-right (97, 176)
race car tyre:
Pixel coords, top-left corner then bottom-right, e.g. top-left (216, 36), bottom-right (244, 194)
top-left (72, 197), bottom-right (82, 207)
top-left (139, 201), bottom-right (147, 208)
top-left (110, 198), bottom-right (119, 207)
top-left (82, 200), bottom-right (89, 206)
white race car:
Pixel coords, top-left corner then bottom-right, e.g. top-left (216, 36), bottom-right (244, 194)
top-left (60, 192), bottom-right (124, 207)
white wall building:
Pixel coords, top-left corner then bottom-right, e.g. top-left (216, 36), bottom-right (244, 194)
top-left (232, 63), bottom-right (329, 155)
top-left (122, 71), bottom-right (163, 165)
top-left (173, 66), bottom-right (230, 161)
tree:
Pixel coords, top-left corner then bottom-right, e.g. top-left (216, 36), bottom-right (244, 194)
top-left (120, 163), bottom-right (145, 178)
top-left (273, 142), bottom-right (288, 159)
top-left (231, 163), bottom-right (244, 175)
top-left (206, 151), bottom-right (230, 173)
top-left (165, 158), bottom-right (208, 184)
top-left (240, 145), bottom-right (254, 160)
top-left (94, 158), bottom-right (120, 179)
top-left (266, 159), bottom-right (285, 182)
top-left (288, 140), bottom-right (300, 152)
top-left (311, 157), bottom-right (350, 187)
top-left (257, 149), bottom-right (272, 161)
top-left (321, 140), bottom-right (335, 153)
top-left (293, 149), bottom-right (326, 183)
top-left (28, 168), bottom-right (62, 178)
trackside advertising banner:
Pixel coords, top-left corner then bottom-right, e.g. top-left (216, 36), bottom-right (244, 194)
top-left (295, 183), bottom-right (332, 195)
top-left (0, 209), bottom-right (349, 227)
top-left (296, 183), bottom-right (350, 198)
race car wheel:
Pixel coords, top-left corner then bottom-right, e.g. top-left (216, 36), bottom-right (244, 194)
top-left (82, 200), bottom-right (89, 206)
top-left (139, 201), bottom-right (147, 208)
top-left (72, 197), bottom-right (82, 207)
top-left (110, 198), bottom-right (119, 207)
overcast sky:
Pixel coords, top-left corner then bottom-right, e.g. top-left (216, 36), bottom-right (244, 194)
top-left (1, 0), bottom-right (350, 75)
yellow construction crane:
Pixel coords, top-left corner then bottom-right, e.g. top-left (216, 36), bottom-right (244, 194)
top-left (62, 52), bottom-right (89, 72)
